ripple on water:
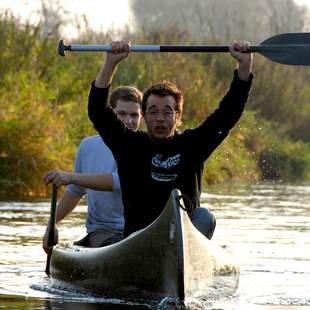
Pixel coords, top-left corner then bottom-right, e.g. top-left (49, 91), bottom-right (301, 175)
top-left (1, 184), bottom-right (310, 309)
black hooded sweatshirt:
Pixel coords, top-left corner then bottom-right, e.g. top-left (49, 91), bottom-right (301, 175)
top-left (88, 70), bottom-right (253, 237)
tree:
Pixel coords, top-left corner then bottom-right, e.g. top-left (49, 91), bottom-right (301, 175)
top-left (129, 0), bottom-right (310, 43)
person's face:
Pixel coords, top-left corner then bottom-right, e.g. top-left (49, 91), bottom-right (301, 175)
top-left (114, 100), bottom-right (142, 131)
top-left (143, 95), bottom-right (181, 140)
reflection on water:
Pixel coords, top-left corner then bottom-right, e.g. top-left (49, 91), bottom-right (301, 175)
top-left (0, 183), bottom-right (309, 309)
top-left (0, 295), bottom-right (151, 310)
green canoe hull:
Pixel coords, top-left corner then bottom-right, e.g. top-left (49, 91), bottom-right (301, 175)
top-left (49, 189), bottom-right (238, 302)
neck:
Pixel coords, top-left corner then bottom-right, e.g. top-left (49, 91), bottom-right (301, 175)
top-left (148, 132), bottom-right (176, 144)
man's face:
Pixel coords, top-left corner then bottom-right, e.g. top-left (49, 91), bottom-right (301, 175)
top-left (114, 100), bottom-right (142, 131)
top-left (143, 95), bottom-right (181, 140)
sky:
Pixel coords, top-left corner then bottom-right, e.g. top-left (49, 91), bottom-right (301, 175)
top-left (0, 0), bottom-right (131, 38)
top-left (0, 0), bottom-right (309, 38)
top-left (294, 0), bottom-right (310, 5)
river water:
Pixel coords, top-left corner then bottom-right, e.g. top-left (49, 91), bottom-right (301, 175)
top-left (0, 183), bottom-right (309, 309)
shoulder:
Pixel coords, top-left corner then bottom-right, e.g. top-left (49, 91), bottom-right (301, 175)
top-left (175, 127), bottom-right (200, 143)
top-left (122, 129), bottom-right (148, 144)
top-left (78, 135), bottom-right (110, 151)
top-left (80, 135), bottom-right (103, 146)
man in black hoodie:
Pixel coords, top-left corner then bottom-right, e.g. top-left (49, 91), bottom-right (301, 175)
top-left (88, 40), bottom-right (253, 239)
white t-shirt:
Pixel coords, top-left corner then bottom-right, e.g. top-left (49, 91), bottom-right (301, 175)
top-left (67, 135), bottom-right (124, 232)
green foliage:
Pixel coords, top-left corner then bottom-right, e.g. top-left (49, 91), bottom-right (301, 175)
top-left (251, 58), bottom-right (310, 142)
top-left (259, 139), bottom-right (310, 182)
top-left (203, 110), bottom-right (263, 185)
top-left (0, 13), bottom-right (72, 198)
top-left (0, 13), bottom-right (310, 199)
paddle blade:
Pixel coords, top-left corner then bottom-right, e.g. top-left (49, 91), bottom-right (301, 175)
top-left (45, 185), bottom-right (58, 276)
top-left (45, 253), bottom-right (52, 275)
top-left (259, 32), bottom-right (310, 66)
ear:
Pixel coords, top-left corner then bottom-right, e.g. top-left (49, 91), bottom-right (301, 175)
top-left (175, 112), bottom-right (182, 127)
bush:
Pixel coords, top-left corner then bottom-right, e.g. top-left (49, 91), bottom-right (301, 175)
top-left (1, 14), bottom-right (310, 199)
top-left (259, 140), bottom-right (310, 182)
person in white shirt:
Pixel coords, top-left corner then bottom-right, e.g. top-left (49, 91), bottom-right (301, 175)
top-left (43, 84), bottom-right (142, 252)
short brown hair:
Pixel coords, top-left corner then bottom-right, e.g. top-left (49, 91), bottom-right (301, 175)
top-left (142, 80), bottom-right (183, 116)
top-left (109, 86), bottom-right (143, 109)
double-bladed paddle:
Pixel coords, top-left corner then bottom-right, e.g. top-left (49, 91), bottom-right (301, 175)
top-left (45, 184), bottom-right (58, 276)
top-left (58, 32), bottom-right (310, 66)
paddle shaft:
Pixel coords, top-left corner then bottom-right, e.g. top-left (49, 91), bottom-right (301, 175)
top-left (45, 185), bottom-right (57, 276)
top-left (59, 42), bottom-right (306, 54)
top-left (58, 33), bottom-right (310, 66)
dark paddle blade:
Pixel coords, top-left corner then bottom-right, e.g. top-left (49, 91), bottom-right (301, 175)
top-left (45, 185), bottom-right (57, 276)
top-left (45, 253), bottom-right (52, 276)
top-left (257, 32), bottom-right (310, 66)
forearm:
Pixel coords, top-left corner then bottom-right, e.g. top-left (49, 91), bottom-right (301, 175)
top-left (189, 70), bottom-right (253, 161)
top-left (88, 83), bottom-right (128, 151)
top-left (94, 60), bottom-right (118, 88)
top-left (199, 70), bottom-right (253, 134)
top-left (237, 59), bottom-right (252, 81)
top-left (94, 41), bottom-right (130, 88)
top-left (70, 173), bottom-right (114, 191)
top-left (229, 40), bottom-right (252, 81)
top-left (53, 191), bottom-right (81, 225)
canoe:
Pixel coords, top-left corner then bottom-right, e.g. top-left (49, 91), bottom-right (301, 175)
top-left (49, 189), bottom-right (239, 303)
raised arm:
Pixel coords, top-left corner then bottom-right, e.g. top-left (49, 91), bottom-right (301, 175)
top-left (95, 41), bottom-right (130, 88)
top-left (185, 40), bottom-right (253, 162)
top-left (88, 41), bottom-right (135, 152)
